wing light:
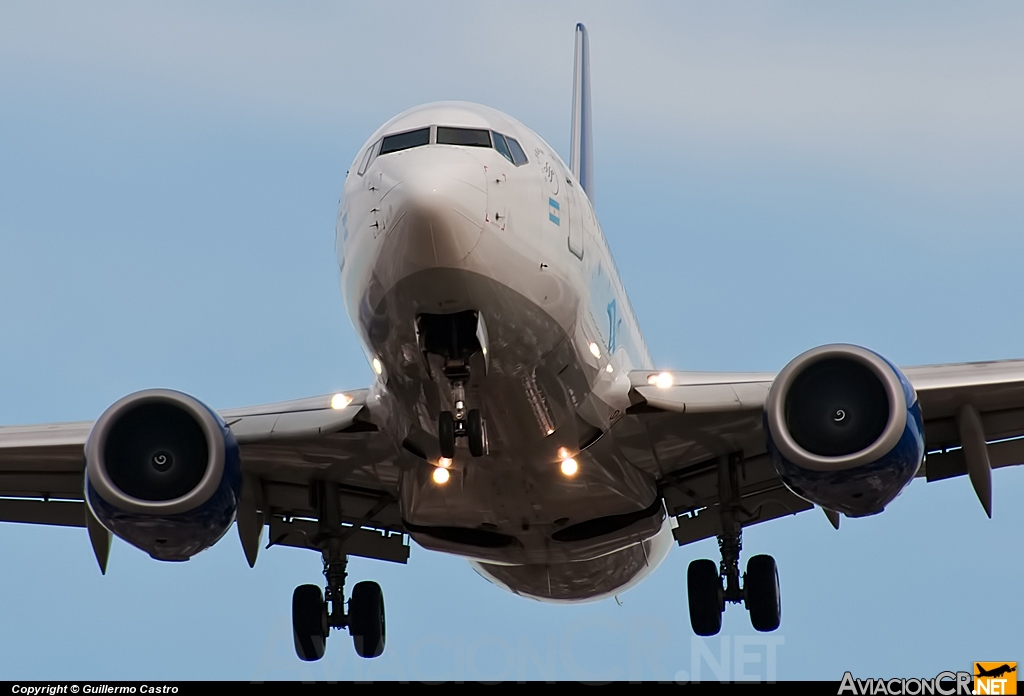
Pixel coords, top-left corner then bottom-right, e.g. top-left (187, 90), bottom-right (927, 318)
top-left (648, 372), bottom-right (674, 389)
top-left (330, 393), bottom-right (352, 410)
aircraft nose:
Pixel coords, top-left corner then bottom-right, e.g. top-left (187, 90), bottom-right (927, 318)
top-left (380, 149), bottom-right (486, 267)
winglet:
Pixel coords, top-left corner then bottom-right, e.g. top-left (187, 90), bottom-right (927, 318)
top-left (237, 474), bottom-right (265, 567)
top-left (570, 23), bottom-right (594, 203)
top-left (85, 505), bottom-right (111, 574)
top-left (957, 404), bottom-right (993, 518)
top-left (822, 507), bottom-right (841, 530)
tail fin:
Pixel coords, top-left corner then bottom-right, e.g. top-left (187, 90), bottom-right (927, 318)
top-left (570, 23), bottom-right (594, 203)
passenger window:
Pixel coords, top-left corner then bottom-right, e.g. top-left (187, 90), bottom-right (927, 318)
top-left (492, 132), bottom-right (514, 163)
top-left (506, 137), bottom-right (529, 166)
top-left (357, 139), bottom-right (381, 175)
top-left (436, 127), bottom-right (492, 147)
top-left (379, 128), bottom-right (430, 155)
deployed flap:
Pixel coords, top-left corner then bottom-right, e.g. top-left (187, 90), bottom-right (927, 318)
top-left (570, 23), bottom-right (594, 202)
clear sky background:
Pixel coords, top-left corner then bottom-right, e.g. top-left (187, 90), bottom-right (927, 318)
top-left (1, 1), bottom-right (1022, 682)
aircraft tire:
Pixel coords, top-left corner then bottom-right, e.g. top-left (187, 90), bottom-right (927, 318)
top-left (467, 409), bottom-right (485, 457)
top-left (687, 559), bottom-right (723, 636)
top-left (349, 581), bottom-right (386, 658)
top-left (292, 584), bottom-right (328, 661)
top-left (439, 411), bottom-right (456, 459)
top-left (744, 554), bottom-right (781, 632)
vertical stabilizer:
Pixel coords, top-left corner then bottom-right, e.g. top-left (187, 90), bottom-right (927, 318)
top-left (570, 23), bottom-right (594, 203)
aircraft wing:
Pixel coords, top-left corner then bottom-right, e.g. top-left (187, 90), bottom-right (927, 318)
top-left (0, 388), bottom-right (409, 566)
top-left (617, 360), bottom-right (1024, 545)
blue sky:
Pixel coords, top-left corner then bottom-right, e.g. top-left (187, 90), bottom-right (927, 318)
top-left (1, 1), bottom-right (1022, 681)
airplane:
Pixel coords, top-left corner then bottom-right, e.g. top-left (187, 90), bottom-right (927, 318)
top-left (976, 665), bottom-right (1017, 679)
top-left (1, 22), bottom-right (1023, 663)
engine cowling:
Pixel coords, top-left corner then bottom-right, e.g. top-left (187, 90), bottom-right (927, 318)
top-left (764, 344), bottom-right (924, 517)
top-left (85, 389), bottom-right (241, 561)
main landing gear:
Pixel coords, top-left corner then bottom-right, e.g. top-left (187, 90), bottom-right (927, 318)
top-left (687, 454), bottom-right (781, 636)
top-left (292, 482), bottom-right (386, 661)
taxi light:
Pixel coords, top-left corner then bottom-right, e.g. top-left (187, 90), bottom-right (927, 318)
top-left (432, 467), bottom-right (450, 484)
top-left (438, 457), bottom-right (452, 469)
top-left (560, 458), bottom-right (579, 477)
top-left (557, 447), bottom-right (571, 460)
top-left (605, 364), bottom-right (614, 373)
top-left (330, 393), bottom-right (352, 410)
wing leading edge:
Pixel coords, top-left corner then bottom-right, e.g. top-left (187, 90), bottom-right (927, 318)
top-left (0, 388), bottom-right (409, 569)
top-left (620, 359), bottom-right (1024, 548)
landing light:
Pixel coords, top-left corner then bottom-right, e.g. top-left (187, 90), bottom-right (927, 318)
top-left (647, 372), bottom-right (673, 389)
top-left (372, 358), bottom-right (383, 375)
top-left (438, 457), bottom-right (452, 469)
top-left (432, 467), bottom-right (450, 484)
top-left (330, 393), bottom-right (352, 410)
top-left (589, 342), bottom-right (601, 358)
top-left (560, 458), bottom-right (579, 477)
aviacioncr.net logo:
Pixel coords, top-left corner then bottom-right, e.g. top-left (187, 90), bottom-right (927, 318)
top-left (838, 671), bottom-right (973, 695)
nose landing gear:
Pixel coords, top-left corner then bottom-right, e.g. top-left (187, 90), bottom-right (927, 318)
top-left (438, 375), bottom-right (486, 458)
top-left (417, 311), bottom-right (489, 458)
top-left (686, 454), bottom-right (781, 636)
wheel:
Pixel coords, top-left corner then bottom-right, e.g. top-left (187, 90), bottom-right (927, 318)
top-left (687, 559), bottom-right (723, 636)
top-left (292, 584), bottom-right (328, 661)
top-left (438, 411), bottom-right (456, 459)
top-left (744, 554), bottom-right (781, 632)
top-left (467, 409), bottom-right (485, 457)
top-left (349, 581), bottom-right (386, 658)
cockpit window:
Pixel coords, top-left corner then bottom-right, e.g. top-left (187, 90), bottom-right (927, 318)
top-left (357, 139), bottom-right (381, 175)
top-left (492, 132), bottom-right (513, 163)
top-left (379, 127), bottom-right (430, 155)
top-left (506, 137), bottom-right (529, 166)
top-left (436, 127), bottom-right (492, 148)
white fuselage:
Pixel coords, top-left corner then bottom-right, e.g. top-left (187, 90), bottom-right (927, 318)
top-left (337, 102), bottom-right (672, 602)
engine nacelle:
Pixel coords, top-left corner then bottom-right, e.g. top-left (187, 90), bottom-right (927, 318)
top-left (85, 389), bottom-right (241, 561)
top-left (764, 344), bottom-right (924, 517)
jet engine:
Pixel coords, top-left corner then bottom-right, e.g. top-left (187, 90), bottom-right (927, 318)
top-left (85, 389), bottom-right (241, 561)
top-left (764, 344), bottom-right (924, 517)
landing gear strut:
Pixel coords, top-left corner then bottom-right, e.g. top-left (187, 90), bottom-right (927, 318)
top-left (438, 372), bottom-right (486, 458)
top-left (686, 454), bottom-right (781, 636)
top-left (292, 482), bottom-right (386, 661)
top-left (417, 311), bottom-right (488, 458)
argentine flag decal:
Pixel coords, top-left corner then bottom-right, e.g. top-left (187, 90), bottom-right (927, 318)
top-left (548, 197), bottom-right (560, 225)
